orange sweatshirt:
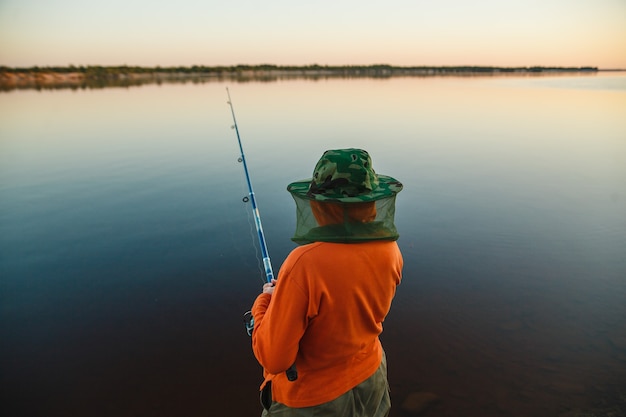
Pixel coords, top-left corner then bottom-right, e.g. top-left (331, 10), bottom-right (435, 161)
top-left (251, 240), bottom-right (403, 408)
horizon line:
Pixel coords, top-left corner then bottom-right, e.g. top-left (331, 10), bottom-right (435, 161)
top-left (3, 64), bottom-right (619, 71)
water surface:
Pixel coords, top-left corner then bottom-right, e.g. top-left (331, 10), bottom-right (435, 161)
top-left (1, 73), bottom-right (625, 417)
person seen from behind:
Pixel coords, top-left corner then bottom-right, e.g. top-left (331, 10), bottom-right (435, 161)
top-left (250, 148), bottom-right (403, 417)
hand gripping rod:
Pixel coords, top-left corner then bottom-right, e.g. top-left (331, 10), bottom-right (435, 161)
top-left (226, 89), bottom-right (297, 382)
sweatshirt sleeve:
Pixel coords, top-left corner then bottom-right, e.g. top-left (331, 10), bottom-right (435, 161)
top-left (250, 293), bottom-right (271, 326)
top-left (251, 253), bottom-right (309, 375)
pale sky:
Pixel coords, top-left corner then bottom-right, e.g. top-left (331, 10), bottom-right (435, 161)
top-left (1, 0), bottom-right (625, 69)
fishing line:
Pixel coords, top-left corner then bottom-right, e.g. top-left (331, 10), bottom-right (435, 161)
top-left (227, 166), bottom-right (263, 281)
top-left (242, 181), bottom-right (266, 283)
top-left (234, 155), bottom-right (265, 281)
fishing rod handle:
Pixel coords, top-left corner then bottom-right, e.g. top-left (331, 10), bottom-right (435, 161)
top-left (263, 257), bottom-right (274, 283)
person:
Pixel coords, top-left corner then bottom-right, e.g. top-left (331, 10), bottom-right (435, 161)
top-left (250, 148), bottom-right (403, 416)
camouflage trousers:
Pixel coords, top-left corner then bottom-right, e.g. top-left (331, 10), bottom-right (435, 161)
top-left (260, 354), bottom-right (390, 417)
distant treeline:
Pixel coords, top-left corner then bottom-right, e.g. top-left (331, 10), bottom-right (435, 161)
top-left (0, 64), bottom-right (599, 77)
top-left (0, 64), bottom-right (601, 92)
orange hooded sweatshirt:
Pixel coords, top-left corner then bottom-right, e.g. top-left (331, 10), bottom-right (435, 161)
top-left (251, 239), bottom-right (403, 408)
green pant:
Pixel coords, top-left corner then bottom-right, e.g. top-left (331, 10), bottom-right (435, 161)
top-left (261, 354), bottom-right (391, 417)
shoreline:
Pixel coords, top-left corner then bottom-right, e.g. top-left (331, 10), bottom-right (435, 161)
top-left (0, 65), bottom-right (611, 91)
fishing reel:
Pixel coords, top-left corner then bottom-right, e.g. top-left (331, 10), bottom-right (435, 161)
top-left (243, 310), bottom-right (254, 336)
top-left (242, 310), bottom-right (298, 381)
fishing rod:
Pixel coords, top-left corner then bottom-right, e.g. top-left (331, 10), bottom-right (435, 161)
top-left (227, 89), bottom-right (298, 382)
top-left (227, 88), bottom-right (274, 286)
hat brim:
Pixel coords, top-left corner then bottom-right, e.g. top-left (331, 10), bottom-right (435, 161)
top-left (287, 174), bottom-right (403, 203)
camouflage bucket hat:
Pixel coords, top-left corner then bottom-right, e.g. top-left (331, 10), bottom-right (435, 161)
top-left (287, 148), bottom-right (403, 203)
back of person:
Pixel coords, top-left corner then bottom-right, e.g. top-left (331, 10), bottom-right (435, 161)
top-left (249, 149), bottom-right (403, 416)
top-left (292, 240), bottom-right (401, 373)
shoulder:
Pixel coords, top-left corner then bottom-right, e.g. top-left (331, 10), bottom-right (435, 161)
top-left (281, 242), bottom-right (326, 268)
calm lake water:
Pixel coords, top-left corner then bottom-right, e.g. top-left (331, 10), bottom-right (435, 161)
top-left (1, 73), bottom-right (625, 417)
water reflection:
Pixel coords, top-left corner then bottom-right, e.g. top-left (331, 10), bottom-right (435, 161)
top-left (0, 74), bottom-right (625, 417)
top-left (0, 69), bottom-right (607, 93)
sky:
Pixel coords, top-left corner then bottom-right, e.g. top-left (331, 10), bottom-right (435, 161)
top-left (1, 0), bottom-right (625, 69)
